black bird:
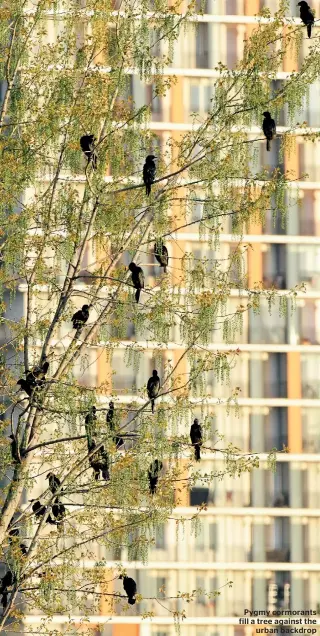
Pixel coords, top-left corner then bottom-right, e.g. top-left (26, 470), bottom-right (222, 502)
top-left (106, 401), bottom-right (114, 426)
top-left (80, 134), bottom-right (97, 170)
top-left (85, 405), bottom-right (97, 449)
top-left (298, 1), bottom-right (314, 37)
top-left (52, 502), bottom-right (66, 523)
top-left (46, 472), bottom-right (62, 496)
top-left (0, 571), bottom-right (15, 610)
top-left (190, 418), bottom-right (203, 461)
top-left (72, 304), bottom-right (90, 331)
top-left (148, 459), bottom-right (163, 495)
top-left (262, 112), bottom-right (276, 152)
top-left (8, 434), bottom-right (20, 463)
top-left (89, 454), bottom-right (101, 481)
top-left (119, 575), bottom-right (137, 605)
top-left (99, 446), bottom-right (110, 481)
top-left (17, 378), bottom-right (35, 397)
top-left (106, 401), bottom-right (124, 448)
top-left (143, 155), bottom-right (156, 196)
top-left (147, 369), bottom-right (160, 414)
top-left (17, 357), bottom-right (48, 397)
top-left (31, 500), bottom-right (56, 525)
top-left (154, 241), bottom-right (169, 273)
top-left (89, 443), bottom-right (110, 481)
top-left (128, 262), bottom-right (144, 303)
top-left (26, 356), bottom-right (49, 385)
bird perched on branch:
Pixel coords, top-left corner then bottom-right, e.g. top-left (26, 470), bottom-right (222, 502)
top-left (17, 378), bottom-right (34, 397)
top-left (190, 418), bottom-right (203, 461)
top-left (128, 262), bottom-right (144, 304)
top-left (106, 401), bottom-right (124, 448)
top-left (148, 459), bottom-right (163, 495)
top-left (8, 434), bottom-right (20, 463)
top-left (99, 447), bottom-right (110, 480)
top-left (72, 304), bottom-right (90, 331)
top-left (262, 112), bottom-right (276, 152)
top-left (119, 574), bottom-right (137, 605)
top-left (154, 241), bottom-right (169, 273)
top-left (143, 155), bottom-right (156, 196)
top-left (298, 1), bottom-right (314, 37)
top-left (80, 134), bottom-right (97, 170)
top-left (89, 442), bottom-right (110, 481)
top-left (0, 571), bottom-right (15, 610)
top-left (52, 501), bottom-right (66, 523)
top-left (31, 500), bottom-right (56, 525)
top-left (17, 357), bottom-right (49, 397)
top-left (147, 370), bottom-right (160, 414)
top-left (46, 472), bottom-right (63, 496)
top-left (26, 356), bottom-right (49, 386)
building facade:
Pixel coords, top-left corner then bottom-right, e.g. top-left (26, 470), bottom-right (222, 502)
top-left (2, 0), bottom-right (320, 634)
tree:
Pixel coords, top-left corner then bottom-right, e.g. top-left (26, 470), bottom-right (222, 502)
top-left (0, 0), bottom-right (318, 631)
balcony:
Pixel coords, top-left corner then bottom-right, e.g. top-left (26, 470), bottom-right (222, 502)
top-left (298, 271), bottom-right (320, 291)
top-left (262, 274), bottom-right (286, 290)
top-left (266, 549), bottom-right (290, 563)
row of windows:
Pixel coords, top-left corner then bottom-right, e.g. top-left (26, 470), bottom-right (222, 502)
top-left (24, 569), bottom-right (320, 617)
top-left (5, 332), bottom-right (320, 398)
top-left (106, 516), bottom-right (320, 564)
top-left (26, 456), bottom-right (320, 510)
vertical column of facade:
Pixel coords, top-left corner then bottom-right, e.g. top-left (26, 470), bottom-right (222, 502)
top-left (282, 33), bottom-right (305, 612)
top-left (100, 568), bottom-right (116, 615)
top-left (244, 0), bottom-right (265, 616)
top-left (287, 353), bottom-right (304, 609)
top-left (95, 237), bottom-right (112, 394)
top-left (169, 72), bottom-right (190, 506)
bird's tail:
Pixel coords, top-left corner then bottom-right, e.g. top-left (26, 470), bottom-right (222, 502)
top-left (307, 23), bottom-right (312, 38)
top-left (135, 288), bottom-right (141, 303)
top-left (151, 398), bottom-right (155, 413)
top-left (195, 445), bottom-right (201, 461)
top-left (149, 477), bottom-right (157, 494)
top-left (128, 597), bottom-right (136, 605)
top-left (266, 139), bottom-right (271, 151)
top-left (164, 265), bottom-right (167, 273)
top-left (102, 469), bottom-right (110, 481)
top-left (146, 183), bottom-right (151, 196)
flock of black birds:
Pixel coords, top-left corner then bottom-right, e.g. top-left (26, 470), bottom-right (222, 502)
top-left (2, 2), bottom-right (315, 614)
top-left (8, 351), bottom-right (203, 608)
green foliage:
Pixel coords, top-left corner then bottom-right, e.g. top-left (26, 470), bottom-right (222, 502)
top-left (0, 0), bottom-right (317, 631)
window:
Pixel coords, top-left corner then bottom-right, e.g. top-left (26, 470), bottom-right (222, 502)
top-left (146, 83), bottom-right (162, 118)
top-left (209, 522), bottom-right (217, 550)
top-left (188, 80), bottom-right (214, 117)
top-left (156, 576), bottom-right (167, 596)
top-left (155, 523), bottom-right (166, 550)
top-left (190, 487), bottom-right (210, 506)
top-left (196, 23), bottom-right (209, 68)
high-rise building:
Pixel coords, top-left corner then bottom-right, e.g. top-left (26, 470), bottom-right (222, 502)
top-left (2, 1), bottom-right (320, 635)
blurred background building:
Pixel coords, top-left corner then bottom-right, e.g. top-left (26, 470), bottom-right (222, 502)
top-left (1, 0), bottom-right (320, 634)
